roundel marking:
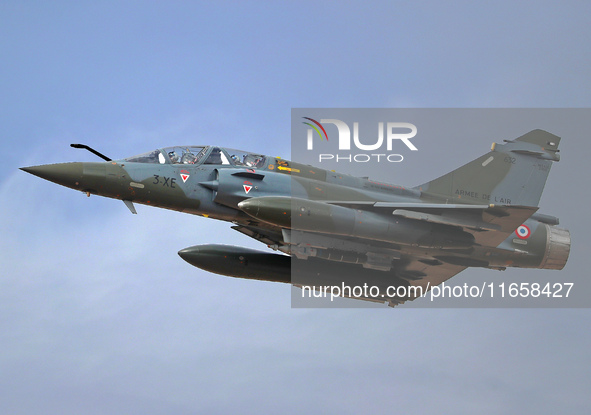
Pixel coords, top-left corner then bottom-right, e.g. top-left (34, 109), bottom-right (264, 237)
top-left (515, 225), bottom-right (531, 239)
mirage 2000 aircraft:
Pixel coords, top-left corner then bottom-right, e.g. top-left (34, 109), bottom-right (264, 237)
top-left (21, 129), bottom-right (570, 306)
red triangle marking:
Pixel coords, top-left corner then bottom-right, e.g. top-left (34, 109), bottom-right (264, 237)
top-left (243, 185), bottom-right (252, 194)
top-left (181, 174), bottom-right (189, 183)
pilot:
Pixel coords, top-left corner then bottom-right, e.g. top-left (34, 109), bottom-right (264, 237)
top-left (181, 151), bottom-right (197, 164)
top-left (243, 155), bottom-right (258, 167)
top-left (231, 154), bottom-right (244, 165)
top-left (168, 151), bottom-right (180, 163)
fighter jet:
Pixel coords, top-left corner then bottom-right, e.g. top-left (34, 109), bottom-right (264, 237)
top-left (21, 130), bottom-right (570, 306)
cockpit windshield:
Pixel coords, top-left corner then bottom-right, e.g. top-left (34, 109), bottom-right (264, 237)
top-left (164, 146), bottom-right (207, 164)
top-left (203, 147), bottom-right (230, 165)
top-left (225, 148), bottom-right (266, 168)
top-left (124, 149), bottom-right (166, 164)
top-left (123, 146), bottom-right (266, 168)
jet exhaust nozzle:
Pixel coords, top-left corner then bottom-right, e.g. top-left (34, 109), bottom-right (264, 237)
top-left (539, 225), bottom-right (571, 270)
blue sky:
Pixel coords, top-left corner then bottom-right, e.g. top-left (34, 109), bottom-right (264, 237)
top-left (1, 1), bottom-right (590, 414)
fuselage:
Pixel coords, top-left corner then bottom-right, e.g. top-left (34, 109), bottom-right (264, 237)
top-left (21, 145), bottom-right (569, 271)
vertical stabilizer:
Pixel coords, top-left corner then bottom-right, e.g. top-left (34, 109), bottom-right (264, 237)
top-left (417, 130), bottom-right (561, 207)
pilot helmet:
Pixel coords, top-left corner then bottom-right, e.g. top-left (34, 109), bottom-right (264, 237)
top-left (168, 151), bottom-right (179, 162)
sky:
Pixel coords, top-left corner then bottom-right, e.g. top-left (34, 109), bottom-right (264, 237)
top-left (1, 1), bottom-right (590, 414)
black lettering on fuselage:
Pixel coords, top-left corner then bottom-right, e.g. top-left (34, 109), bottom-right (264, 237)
top-left (455, 189), bottom-right (479, 198)
top-left (494, 196), bottom-right (512, 204)
top-left (153, 175), bottom-right (176, 188)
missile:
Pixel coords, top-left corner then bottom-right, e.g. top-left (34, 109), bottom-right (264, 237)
top-left (238, 196), bottom-right (474, 249)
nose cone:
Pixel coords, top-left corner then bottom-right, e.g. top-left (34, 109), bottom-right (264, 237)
top-left (178, 244), bottom-right (258, 269)
top-left (238, 196), bottom-right (291, 227)
top-left (179, 245), bottom-right (227, 273)
top-left (20, 162), bottom-right (107, 193)
top-left (20, 163), bottom-right (84, 188)
top-left (178, 246), bottom-right (202, 265)
top-left (237, 198), bottom-right (261, 216)
top-left (178, 245), bottom-right (227, 269)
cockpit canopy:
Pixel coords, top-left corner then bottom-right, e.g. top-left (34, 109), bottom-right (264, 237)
top-left (123, 146), bottom-right (266, 168)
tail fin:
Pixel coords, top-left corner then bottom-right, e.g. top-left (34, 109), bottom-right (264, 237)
top-left (417, 130), bottom-right (561, 207)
